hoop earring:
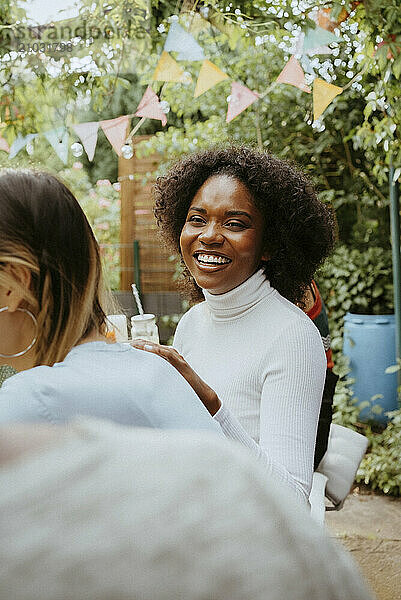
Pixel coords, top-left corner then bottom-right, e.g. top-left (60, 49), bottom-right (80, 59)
top-left (0, 306), bottom-right (38, 358)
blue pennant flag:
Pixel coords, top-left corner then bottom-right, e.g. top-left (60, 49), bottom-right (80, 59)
top-left (164, 22), bottom-right (205, 61)
top-left (44, 127), bottom-right (69, 165)
top-left (303, 26), bottom-right (341, 52)
top-left (9, 133), bottom-right (37, 159)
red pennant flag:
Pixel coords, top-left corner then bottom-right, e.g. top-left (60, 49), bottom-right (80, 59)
top-left (226, 82), bottom-right (260, 123)
top-left (100, 115), bottom-right (130, 156)
top-left (134, 86), bottom-right (167, 126)
top-left (276, 56), bottom-right (311, 93)
top-left (72, 121), bottom-right (99, 161)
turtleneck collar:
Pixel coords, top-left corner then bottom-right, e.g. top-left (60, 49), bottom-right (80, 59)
top-left (202, 268), bottom-right (275, 321)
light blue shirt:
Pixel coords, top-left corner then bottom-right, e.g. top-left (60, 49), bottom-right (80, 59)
top-left (0, 341), bottom-right (221, 434)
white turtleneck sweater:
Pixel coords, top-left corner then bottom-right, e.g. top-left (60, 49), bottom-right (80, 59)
top-left (173, 269), bottom-right (326, 504)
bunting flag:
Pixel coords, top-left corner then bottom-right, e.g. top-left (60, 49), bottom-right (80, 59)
top-left (72, 121), bottom-right (99, 161)
top-left (8, 133), bottom-right (37, 159)
top-left (293, 32), bottom-right (332, 57)
top-left (226, 81), bottom-right (259, 123)
top-left (0, 135), bottom-right (10, 153)
top-left (152, 51), bottom-right (189, 83)
top-left (134, 86), bottom-right (167, 126)
top-left (303, 26), bottom-right (341, 52)
top-left (276, 56), bottom-right (311, 93)
top-left (313, 78), bottom-right (343, 120)
top-left (100, 115), bottom-right (130, 157)
top-left (194, 60), bottom-right (229, 98)
top-left (164, 22), bottom-right (205, 61)
top-left (44, 128), bottom-right (69, 164)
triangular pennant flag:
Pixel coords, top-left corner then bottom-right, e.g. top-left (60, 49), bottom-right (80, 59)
top-left (226, 81), bottom-right (259, 123)
top-left (44, 128), bottom-right (69, 164)
top-left (0, 134), bottom-right (10, 153)
top-left (164, 22), bottom-right (205, 61)
top-left (100, 115), bottom-right (130, 157)
top-left (8, 133), bottom-right (36, 159)
top-left (276, 56), bottom-right (311, 93)
top-left (294, 33), bottom-right (333, 57)
top-left (303, 26), bottom-right (341, 51)
top-left (134, 86), bottom-right (167, 126)
top-left (194, 60), bottom-right (229, 98)
top-left (152, 51), bottom-right (189, 83)
top-left (313, 78), bottom-right (343, 120)
top-left (72, 121), bottom-right (99, 161)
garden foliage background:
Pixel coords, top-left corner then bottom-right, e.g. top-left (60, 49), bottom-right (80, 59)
top-left (0, 0), bottom-right (400, 494)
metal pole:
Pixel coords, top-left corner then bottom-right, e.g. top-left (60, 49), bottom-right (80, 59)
top-left (133, 240), bottom-right (141, 296)
top-left (389, 160), bottom-right (401, 394)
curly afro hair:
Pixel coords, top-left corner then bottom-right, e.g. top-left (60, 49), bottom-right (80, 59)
top-left (154, 146), bottom-right (337, 305)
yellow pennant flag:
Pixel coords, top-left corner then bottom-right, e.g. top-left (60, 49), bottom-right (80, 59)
top-left (194, 60), bottom-right (229, 98)
top-left (152, 51), bottom-right (190, 83)
top-left (313, 78), bottom-right (343, 120)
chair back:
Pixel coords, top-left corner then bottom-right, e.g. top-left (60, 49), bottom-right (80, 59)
top-left (310, 424), bottom-right (369, 524)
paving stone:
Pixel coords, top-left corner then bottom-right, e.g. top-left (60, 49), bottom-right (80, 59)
top-left (326, 491), bottom-right (401, 600)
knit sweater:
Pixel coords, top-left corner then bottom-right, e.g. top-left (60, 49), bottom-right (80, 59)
top-left (173, 269), bottom-right (326, 503)
top-left (0, 341), bottom-right (221, 435)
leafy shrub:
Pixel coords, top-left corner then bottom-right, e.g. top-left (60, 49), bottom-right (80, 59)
top-left (77, 179), bottom-right (121, 291)
top-left (57, 166), bottom-right (121, 290)
top-left (356, 409), bottom-right (401, 496)
top-left (329, 366), bottom-right (401, 496)
top-left (331, 355), bottom-right (361, 429)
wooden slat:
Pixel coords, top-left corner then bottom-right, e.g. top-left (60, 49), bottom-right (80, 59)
top-left (119, 137), bottom-right (177, 292)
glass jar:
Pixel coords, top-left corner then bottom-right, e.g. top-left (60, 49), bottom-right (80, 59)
top-left (130, 314), bottom-right (159, 343)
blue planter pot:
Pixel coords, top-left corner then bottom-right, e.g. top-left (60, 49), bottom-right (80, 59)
top-left (343, 313), bottom-right (398, 423)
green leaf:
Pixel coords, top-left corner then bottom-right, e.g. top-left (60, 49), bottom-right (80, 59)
top-left (393, 53), bottom-right (401, 79)
top-left (385, 364), bottom-right (401, 374)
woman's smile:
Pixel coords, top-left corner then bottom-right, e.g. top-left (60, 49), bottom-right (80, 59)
top-left (180, 175), bottom-right (267, 295)
top-left (193, 251), bottom-right (232, 269)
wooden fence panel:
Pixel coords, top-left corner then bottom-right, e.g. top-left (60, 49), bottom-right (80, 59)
top-left (119, 136), bottom-right (177, 293)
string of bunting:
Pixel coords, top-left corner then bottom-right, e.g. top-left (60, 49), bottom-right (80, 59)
top-left (0, 11), bottom-right (366, 163)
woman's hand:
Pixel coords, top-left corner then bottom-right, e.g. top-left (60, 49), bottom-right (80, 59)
top-left (130, 340), bottom-right (221, 416)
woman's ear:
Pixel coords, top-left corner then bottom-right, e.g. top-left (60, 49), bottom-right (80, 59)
top-left (2, 265), bottom-right (31, 312)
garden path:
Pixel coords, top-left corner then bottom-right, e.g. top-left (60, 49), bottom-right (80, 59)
top-left (326, 487), bottom-right (401, 600)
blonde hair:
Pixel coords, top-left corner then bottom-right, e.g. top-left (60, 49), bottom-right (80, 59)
top-left (0, 169), bottom-right (109, 366)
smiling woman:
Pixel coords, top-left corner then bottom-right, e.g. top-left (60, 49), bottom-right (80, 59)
top-left (132, 146), bottom-right (337, 505)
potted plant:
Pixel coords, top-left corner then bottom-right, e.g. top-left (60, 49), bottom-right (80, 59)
top-left (318, 244), bottom-right (396, 423)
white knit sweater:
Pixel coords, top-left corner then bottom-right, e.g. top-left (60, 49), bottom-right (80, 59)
top-left (173, 269), bottom-right (326, 503)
